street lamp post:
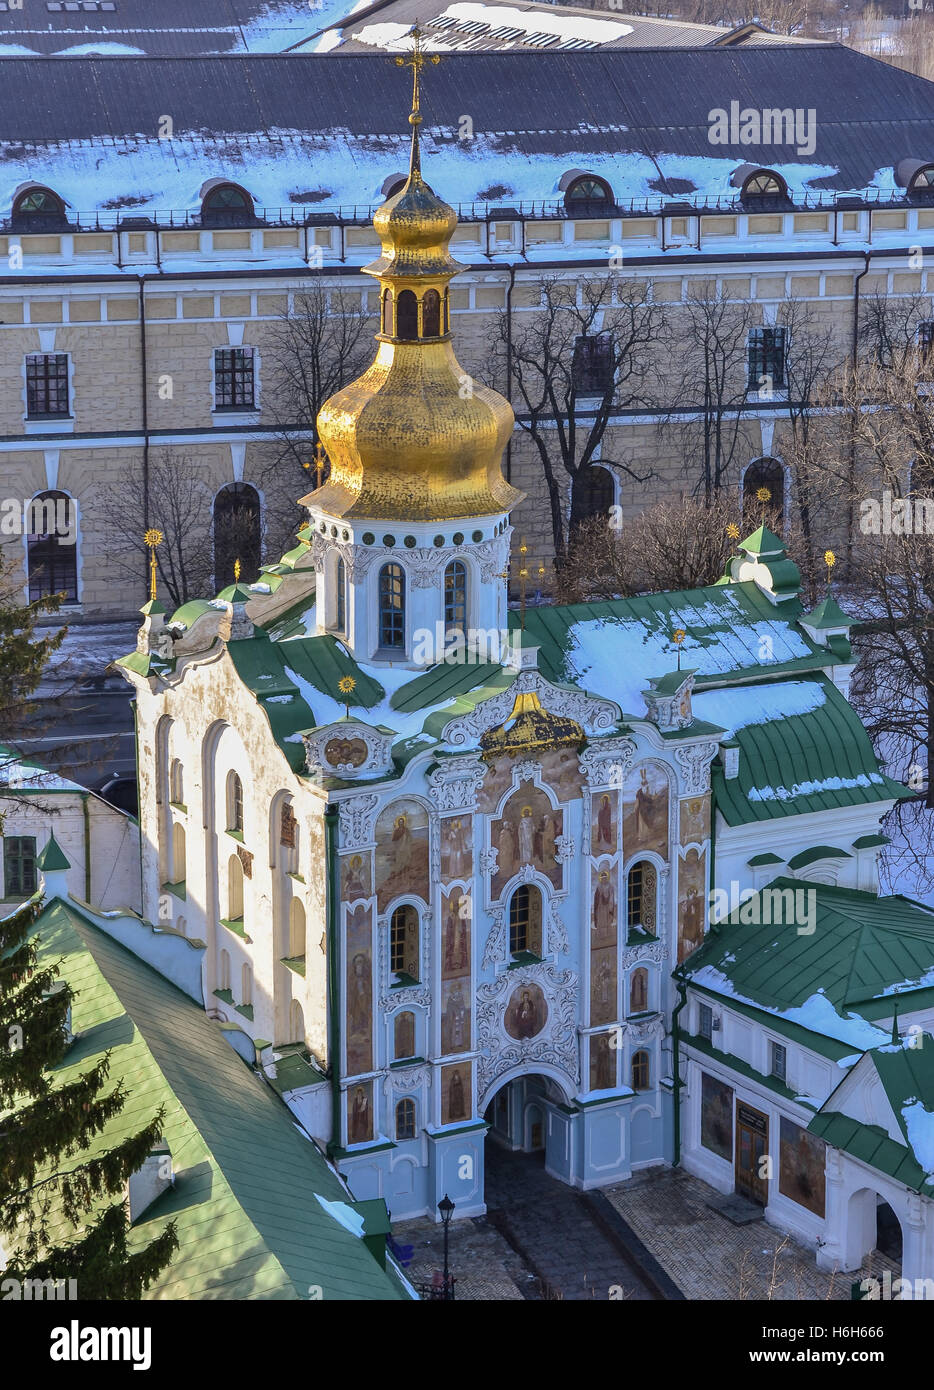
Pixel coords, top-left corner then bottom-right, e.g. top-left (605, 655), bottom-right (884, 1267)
top-left (438, 1194), bottom-right (455, 1300)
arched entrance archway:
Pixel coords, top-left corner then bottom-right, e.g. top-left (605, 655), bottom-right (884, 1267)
top-left (845, 1187), bottom-right (905, 1274)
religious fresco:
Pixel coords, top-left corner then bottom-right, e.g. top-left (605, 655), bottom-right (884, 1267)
top-left (394, 1010), bottom-right (416, 1061)
top-left (591, 790), bottom-right (618, 856)
top-left (477, 754), bottom-right (514, 815)
top-left (590, 947), bottom-right (617, 1027)
top-left (340, 852), bottom-right (372, 904)
top-left (441, 1060), bottom-right (471, 1126)
top-left (539, 747), bottom-right (583, 803)
top-left (590, 1031), bottom-right (616, 1092)
top-left (700, 1072), bottom-right (733, 1161)
top-left (440, 978), bottom-right (471, 1054)
top-left (440, 815), bottom-right (473, 883)
top-left (591, 864), bottom-right (618, 947)
top-left (375, 798), bottom-right (429, 913)
top-left (347, 1079), bottom-right (374, 1146)
top-left (345, 903), bottom-right (373, 1076)
top-left (504, 981), bottom-right (548, 1040)
top-left (622, 764), bottom-right (670, 862)
top-left (441, 887), bottom-right (471, 979)
top-left (678, 847), bottom-right (707, 964)
top-left (629, 966), bottom-right (649, 1015)
top-left (679, 795), bottom-right (710, 845)
top-left (779, 1118), bottom-right (827, 1218)
top-left (491, 785), bottom-right (562, 898)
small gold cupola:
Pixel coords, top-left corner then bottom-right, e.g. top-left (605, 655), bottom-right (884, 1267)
top-left (307, 27), bottom-right (523, 523)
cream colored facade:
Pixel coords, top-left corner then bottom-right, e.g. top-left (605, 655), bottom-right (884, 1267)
top-left (2, 206), bottom-right (933, 619)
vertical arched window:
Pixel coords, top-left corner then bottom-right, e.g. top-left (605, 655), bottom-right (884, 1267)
top-left (627, 862), bottom-right (657, 937)
top-left (571, 465), bottom-right (615, 528)
top-left (443, 290), bottom-right (450, 334)
top-left (378, 563), bottom-right (405, 649)
top-left (227, 771), bottom-right (244, 833)
top-left (382, 289), bottom-right (393, 336)
top-left (422, 288), bottom-right (441, 337)
top-left (629, 968), bottom-right (648, 1015)
top-left (336, 555), bottom-right (346, 633)
top-left (396, 1097), bottom-right (417, 1141)
top-left (396, 289), bottom-right (418, 341)
top-left (214, 481), bottom-right (261, 589)
top-left (631, 1050), bottom-right (650, 1091)
top-left (27, 491), bottom-right (77, 602)
top-left (169, 759), bottom-right (184, 805)
top-left (389, 904), bottom-right (420, 981)
top-left (394, 1010), bottom-right (416, 1060)
top-left (241, 963), bottom-right (253, 1008)
top-left (227, 853), bottom-right (244, 921)
top-left (290, 998), bottom-right (305, 1042)
top-left (509, 884), bottom-right (543, 957)
top-left (171, 822), bottom-right (186, 885)
top-left (289, 898), bottom-right (306, 958)
top-left (742, 458), bottom-right (785, 530)
top-left (219, 948), bottom-right (231, 992)
top-left (202, 182), bottom-right (254, 226)
top-left (444, 559), bottom-right (467, 641)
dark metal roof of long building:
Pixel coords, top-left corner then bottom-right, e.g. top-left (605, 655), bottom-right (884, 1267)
top-left (0, 46), bottom-right (932, 216)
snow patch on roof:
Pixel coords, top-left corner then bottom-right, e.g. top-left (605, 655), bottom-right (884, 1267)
top-left (692, 680), bottom-right (825, 738)
top-left (901, 1098), bottom-right (934, 1176)
top-left (55, 43), bottom-right (148, 56)
top-left (442, 2), bottom-right (635, 42)
top-left (691, 967), bottom-right (891, 1050)
top-left (748, 772), bottom-right (885, 803)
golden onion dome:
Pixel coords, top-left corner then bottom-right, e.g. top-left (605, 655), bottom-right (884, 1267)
top-left (306, 27), bottom-right (523, 523)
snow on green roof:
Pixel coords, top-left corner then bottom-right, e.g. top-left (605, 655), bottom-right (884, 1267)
top-left (684, 880), bottom-right (934, 1053)
top-left (28, 899), bottom-right (406, 1301)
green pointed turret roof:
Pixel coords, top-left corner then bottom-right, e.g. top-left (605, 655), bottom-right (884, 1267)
top-left (217, 581), bottom-right (254, 604)
top-left (37, 831), bottom-right (70, 872)
top-left (139, 597), bottom-right (166, 617)
top-left (806, 590), bottom-right (854, 630)
top-left (738, 523), bottom-right (785, 557)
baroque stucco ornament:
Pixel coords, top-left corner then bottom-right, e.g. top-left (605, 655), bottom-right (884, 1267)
top-left (441, 671), bottom-right (619, 748)
top-left (337, 792), bottom-right (380, 850)
top-left (476, 962), bottom-right (579, 1105)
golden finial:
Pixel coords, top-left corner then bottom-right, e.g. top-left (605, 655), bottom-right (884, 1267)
top-left (234, 558), bottom-right (241, 582)
top-left (314, 441), bottom-right (327, 489)
top-left (726, 522), bottom-right (740, 541)
top-left (144, 527), bottom-right (163, 602)
top-left (338, 674), bottom-right (357, 719)
top-left (672, 627), bottom-right (686, 670)
top-left (756, 486), bottom-right (771, 504)
top-left (824, 549), bottom-right (836, 585)
top-left (518, 538), bottom-right (529, 631)
top-left (394, 25), bottom-right (440, 176)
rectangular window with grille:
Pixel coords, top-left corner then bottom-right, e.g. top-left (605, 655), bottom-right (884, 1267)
top-left (698, 1003), bottom-right (713, 1042)
top-left (4, 836), bottom-right (37, 898)
top-left (572, 333), bottom-right (614, 394)
top-left (747, 327), bottom-right (786, 391)
top-left (770, 1040), bottom-right (787, 1081)
top-left (214, 347), bottom-right (255, 410)
top-left (26, 354), bottom-right (70, 417)
top-left (918, 321), bottom-right (934, 360)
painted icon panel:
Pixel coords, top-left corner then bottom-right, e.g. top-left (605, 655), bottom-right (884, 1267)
top-left (441, 814), bottom-right (473, 883)
top-left (591, 789), bottom-right (618, 856)
top-left (347, 1079), bottom-right (374, 1146)
top-left (441, 886), bottom-right (471, 979)
top-left (779, 1117), bottom-right (826, 1218)
top-left (678, 847), bottom-right (707, 963)
top-left (504, 981), bottom-right (548, 1040)
top-left (345, 902), bottom-right (373, 1076)
top-left (679, 794), bottom-right (710, 845)
top-left (441, 1061), bottom-right (471, 1126)
top-left (622, 764), bottom-right (669, 862)
top-left (440, 978), bottom-right (471, 1054)
top-left (341, 851), bottom-right (372, 904)
top-left (375, 798), bottom-right (429, 913)
top-left (590, 1031), bottom-right (616, 1092)
top-left (700, 1072), bottom-right (733, 1161)
top-left (491, 785), bottom-right (562, 898)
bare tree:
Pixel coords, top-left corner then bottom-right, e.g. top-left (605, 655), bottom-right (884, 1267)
top-left (556, 494), bottom-right (741, 603)
top-left (263, 280), bottom-right (374, 485)
top-left (665, 289), bottom-right (757, 504)
top-left (495, 275), bottom-right (666, 564)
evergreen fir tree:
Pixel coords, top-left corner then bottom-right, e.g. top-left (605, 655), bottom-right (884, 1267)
top-left (0, 895), bottom-right (178, 1297)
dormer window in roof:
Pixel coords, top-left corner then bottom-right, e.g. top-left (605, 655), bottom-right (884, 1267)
top-left (381, 173), bottom-right (408, 199)
top-left (201, 182), bottom-right (256, 227)
top-left (896, 159), bottom-right (934, 202)
top-left (732, 166), bottom-right (790, 210)
top-left (12, 186), bottom-right (68, 232)
top-left (561, 171), bottom-right (614, 215)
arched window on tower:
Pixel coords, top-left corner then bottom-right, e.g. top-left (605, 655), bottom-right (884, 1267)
top-left (742, 458), bottom-right (785, 530)
top-left (27, 491), bottom-right (77, 603)
top-left (443, 290), bottom-right (450, 333)
top-left (227, 854), bottom-right (244, 922)
top-left (378, 563), bottom-right (405, 649)
top-left (389, 904), bottom-right (420, 982)
top-left (444, 559), bottom-right (468, 643)
top-left (629, 967), bottom-right (649, 1015)
top-left (631, 1050), bottom-right (650, 1091)
top-left (423, 288), bottom-right (441, 337)
top-left (394, 1010), bottom-right (416, 1060)
top-left (336, 555), bottom-right (346, 633)
top-left (509, 884), bottom-right (543, 958)
top-left (227, 771), bottom-right (244, 834)
top-left (382, 289), bottom-right (393, 336)
top-left (396, 289), bottom-right (418, 341)
top-left (169, 759), bottom-right (184, 806)
top-left (241, 962), bottom-right (253, 1008)
top-left (214, 482), bottom-right (260, 589)
top-left (218, 949), bottom-right (231, 993)
top-left (290, 998), bottom-right (305, 1043)
top-left (171, 822), bottom-right (186, 886)
top-left (571, 464), bottom-right (615, 528)
top-left (289, 898), bottom-right (306, 959)
top-left (396, 1097), bottom-right (417, 1141)
top-left (202, 182), bottom-right (255, 227)
top-left (627, 862), bottom-right (657, 938)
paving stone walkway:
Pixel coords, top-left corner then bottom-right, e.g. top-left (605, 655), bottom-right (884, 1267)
top-left (604, 1165), bottom-right (899, 1301)
top-left (482, 1146), bottom-right (659, 1300)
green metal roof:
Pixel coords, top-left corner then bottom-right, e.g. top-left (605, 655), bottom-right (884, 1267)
top-left (683, 879), bottom-right (934, 1042)
top-left (37, 832), bottom-right (70, 871)
top-left (807, 1111), bottom-right (932, 1190)
top-left (805, 591), bottom-right (854, 630)
top-left (711, 674), bottom-right (907, 825)
top-left (786, 845), bottom-right (852, 871)
top-left (739, 524), bottom-right (786, 557)
top-left (27, 899), bottom-right (407, 1301)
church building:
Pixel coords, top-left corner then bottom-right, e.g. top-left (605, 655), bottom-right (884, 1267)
top-left (115, 48), bottom-right (922, 1257)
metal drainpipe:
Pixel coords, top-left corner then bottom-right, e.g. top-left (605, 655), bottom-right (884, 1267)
top-left (81, 793), bottom-right (91, 901)
top-left (325, 802), bottom-right (342, 1154)
top-left (847, 250), bottom-right (872, 571)
top-left (504, 262), bottom-right (516, 484)
top-left (671, 967), bottom-right (688, 1168)
top-left (852, 250), bottom-right (871, 364)
top-left (137, 277), bottom-right (151, 548)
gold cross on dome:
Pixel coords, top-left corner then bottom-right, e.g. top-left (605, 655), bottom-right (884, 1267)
top-left (394, 25), bottom-right (440, 121)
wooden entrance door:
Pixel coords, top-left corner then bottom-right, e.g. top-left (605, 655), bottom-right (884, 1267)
top-left (735, 1102), bottom-right (769, 1205)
